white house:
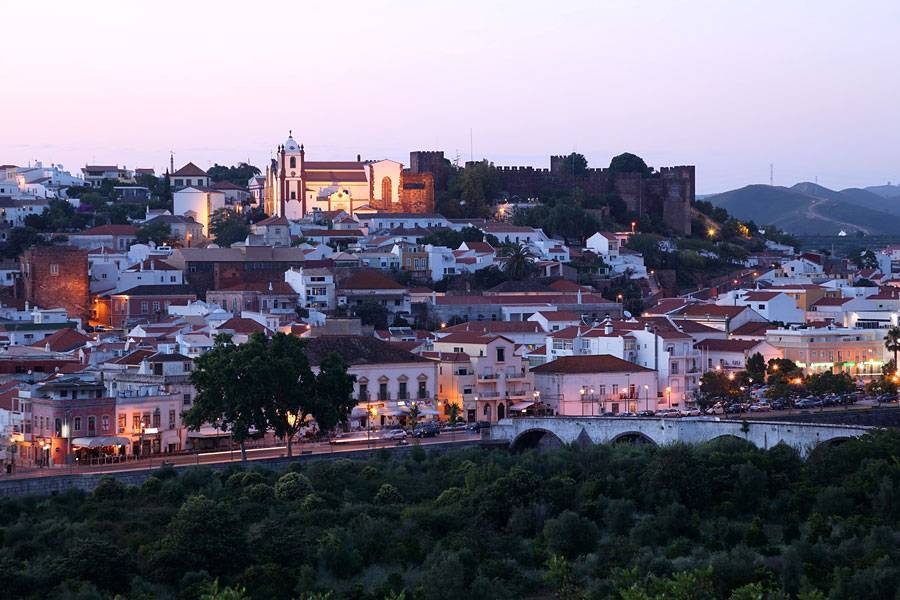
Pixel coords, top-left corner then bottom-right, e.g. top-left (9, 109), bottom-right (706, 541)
top-left (284, 266), bottom-right (335, 311)
top-left (532, 355), bottom-right (659, 415)
top-left (173, 187), bottom-right (225, 237)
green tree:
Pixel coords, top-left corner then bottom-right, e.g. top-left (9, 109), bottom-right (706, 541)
top-left (207, 163), bottom-right (260, 186)
top-left (136, 220), bottom-right (172, 245)
top-left (609, 152), bottom-right (652, 177)
top-left (499, 243), bottom-right (537, 280)
top-left (183, 334), bottom-right (267, 462)
top-left (746, 353), bottom-right (766, 383)
top-left (0, 226), bottom-right (49, 258)
top-left (354, 301), bottom-right (390, 329)
top-left (311, 352), bottom-right (356, 432)
top-left (884, 326), bottom-right (900, 370)
top-left (557, 152), bottom-right (588, 177)
top-left (209, 208), bottom-right (250, 247)
top-left (257, 333), bottom-right (317, 457)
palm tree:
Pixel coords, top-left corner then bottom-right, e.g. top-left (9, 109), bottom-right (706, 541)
top-left (499, 243), bottom-right (537, 280)
top-left (885, 327), bottom-right (900, 373)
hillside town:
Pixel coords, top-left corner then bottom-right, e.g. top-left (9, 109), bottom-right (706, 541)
top-left (0, 139), bottom-right (898, 472)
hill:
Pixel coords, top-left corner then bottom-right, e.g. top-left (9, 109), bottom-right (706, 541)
top-left (706, 183), bottom-right (900, 235)
top-left (864, 183), bottom-right (900, 198)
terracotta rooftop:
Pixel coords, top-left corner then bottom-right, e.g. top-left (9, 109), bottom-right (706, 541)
top-left (338, 270), bottom-right (405, 290)
top-left (302, 335), bottom-right (431, 366)
top-left (729, 321), bottom-right (772, 337)
top-left (532, 354), bottom-right (653, 374)
top-left (676, 304), bottom-right (751, 318)
top-left (73, 224), bottom-right (138, 236)
top-left (694, 339), bottom-right (763, 352)
top-left (441, 321), bottom-right (545, 334)
top-left (171, 162), bottom-right (208, 177)
top-left (217, 317), bottom-right (272, 335)
top-left (254, 215), bottom-right (289, 227)
top-left (742, 291), bottom-right (781, 302)
top-left (28, 328), bottom-right (91, 353)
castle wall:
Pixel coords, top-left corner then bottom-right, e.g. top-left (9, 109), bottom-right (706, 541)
top-left (399, 171), bottom-right (435, 214)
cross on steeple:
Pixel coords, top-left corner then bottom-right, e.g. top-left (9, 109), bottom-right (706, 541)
top-left (289, 129), bottom-right (292, 137)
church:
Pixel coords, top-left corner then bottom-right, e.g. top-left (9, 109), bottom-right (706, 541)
top-left (263, 133), bottom-right (435, 219)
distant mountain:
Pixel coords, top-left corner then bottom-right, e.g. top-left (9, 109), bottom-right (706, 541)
top-left (864, 184), bottom-right (900, 198)
top-left (704, 183), bottom-right (900, 235)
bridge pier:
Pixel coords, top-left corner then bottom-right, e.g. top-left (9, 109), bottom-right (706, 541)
top-left (489, 417), bottom-right (871, 458)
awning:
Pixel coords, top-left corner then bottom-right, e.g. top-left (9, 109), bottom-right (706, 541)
top-left (414, 407), bottom-right (440, 416)
top-left (142, 427), bottom-right (160, 435)
top-left (187, 427), bottom-right (232, 438)
top-left (71, 436), bottom-right (130, 448)
top-left (509, 401), bottom-right (534, 411)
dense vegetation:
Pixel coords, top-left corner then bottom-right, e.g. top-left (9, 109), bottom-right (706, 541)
top-left (2, 432), bottom-right (900, 599)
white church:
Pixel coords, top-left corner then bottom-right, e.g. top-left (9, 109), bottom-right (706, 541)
top-left (263, 133), bottom-right (406, 219)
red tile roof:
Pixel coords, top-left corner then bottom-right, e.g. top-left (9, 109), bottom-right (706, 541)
top-left (729, 321), bottom-right (772, 337)
top-left (694, 339), bottom-right (762, 352)
top-left (676, 304), bottom-right (750, 318)
top-left (811, 297), bottom-right (852, 307)
top-left (742, 291), bottom-right (781, 302)
top-left (217, 317), bottom-right (272, 335)
top-left (304, 161), bottom-right (366, 170)
top-left (461, 241), bottom-right (495, 253)
top-left (73, 224), bottom-right (138, 236)
top-left (215, 281), bottom-right (296, 294)
top-left (441, 321), bottom-right (545, 334)
top-left (532, 354), bottom-right (653, 374)
top-left (28, 328), bottom-right (91, 353)
top-left (254, 215), bottom-right (289, 226)
top-left (339, 270), bottom-right (405, 290)
top-left (172, 162), bottom-right (208, 177)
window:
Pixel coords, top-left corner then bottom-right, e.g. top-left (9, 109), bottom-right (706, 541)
top-left (169, 409), bottom-right (176, 429)
top-left (152, 411), bottom-right (161, 428)
top-left (496, 347), bottom-right (505, 362)
top-left (671, 362), bottom-right (679, 374)
top-left (152, 301), bottom-right (160, 312)
top-left (381, 177), bottom-right (392, 203)
top-left (183, 393), bottom-right (192, 405)
top-left (290, 191), bottom-right (296, 200)
top-left (612, 384), bottom-right (619, 397)
top-left (74, 416), bottom-right (82, 431)
top-left (88, 416), bottom-right (96, 433)
top-left (289, 156), bottom-right (296, 168)
top-left (50, 263), bottom-right (59, 276)
top-left (418, 381), bottom-right (427, 399)
top-left (398, 381), bottom-right (408, 399)
top-left (379, 383), bottom-right (388, 401)
top-left (55, 418), bottom-right (62, 436)
top-left (101, 415), bottom-right (109, 432)
top-left (133, 414), bottom-right (141, 431)
top-left (118, 414), bottom-right (126, 433)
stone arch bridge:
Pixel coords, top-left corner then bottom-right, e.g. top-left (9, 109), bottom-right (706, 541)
top-left (490, 417), bottom-right (872, 458)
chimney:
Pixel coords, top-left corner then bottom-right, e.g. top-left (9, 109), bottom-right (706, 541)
top-left (604, 323), bottom-right (613, 335)
top-left (577, 288), bottom-right (582, 304)
top-left (357, 154), bottom-right (361, 162)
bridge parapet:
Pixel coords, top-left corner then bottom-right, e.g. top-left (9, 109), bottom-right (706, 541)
top-left (490, 417), bottom-right (872, 458)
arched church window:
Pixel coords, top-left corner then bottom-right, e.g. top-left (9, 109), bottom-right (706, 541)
top-left (381, 177), bottom-right (392, 203)
top-left (289, 157), bottom-right (296, 168)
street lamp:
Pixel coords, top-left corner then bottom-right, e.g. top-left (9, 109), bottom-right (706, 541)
top-left (643, 384), bottom-right (650, 412)
top-left (666, 386), bottom-right (672, 409)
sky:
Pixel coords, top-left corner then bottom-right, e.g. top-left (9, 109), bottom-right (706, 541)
top-left (2, 0), bottom-right (899, 194)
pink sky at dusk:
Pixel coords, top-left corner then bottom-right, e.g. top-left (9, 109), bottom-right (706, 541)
top-left (3, 0), bottom-right (899, 194)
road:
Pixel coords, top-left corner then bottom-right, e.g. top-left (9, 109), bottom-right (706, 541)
top-left (720, 398), bottom-right (897, 420)
top-left (5, 432), bottom-right (482, 481)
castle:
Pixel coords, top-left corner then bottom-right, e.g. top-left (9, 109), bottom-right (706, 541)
top-left (263, 134), bottom-right (435, 219)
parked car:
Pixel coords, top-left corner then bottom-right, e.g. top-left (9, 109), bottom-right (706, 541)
top-left (795, 398), bottom-right (818, 409)
top-left (749, 402), bottom-right (771, 412)
top-left (680, 408), bottom-right (702, 417)
top-left (619, 411), bottom-right (638, 417)
top-left (383, 429), bottom-right (408, 441)
top-left (637, 410), bottom-right (656, 417)
top-left (770, 400), bottom-right (788, 410)
top-left (466, 421), bottom-right (492, 432)
top-left (705, 403), bottom-right (725, 415)
top-left (656, 409), bottom-right (681, 418)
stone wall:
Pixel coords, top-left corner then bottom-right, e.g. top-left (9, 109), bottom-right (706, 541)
top-left (398, 171), bottom-right (435, 214)
top-left (21, 246), bottom-right (90, 322)
top-left (0, 440), bottom-right (482, 498)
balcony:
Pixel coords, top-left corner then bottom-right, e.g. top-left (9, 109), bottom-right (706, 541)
top-left (505, 372), bottom-right (529, 382)
top-left (478, 373), bottom-right (500, 382)
top-left (477, 391), bottom-right (501, 399)
top-left (397, 392), bottom-right (410, 400)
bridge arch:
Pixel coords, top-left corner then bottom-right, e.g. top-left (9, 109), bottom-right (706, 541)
top-left (807, 435), bottom-right (854, 460)
top-left (510, 428), bottom-right (565, 452)
top-left (702, 434), bottom-right (758, 452)
top-left (611, 431), bottom-right (658, 446)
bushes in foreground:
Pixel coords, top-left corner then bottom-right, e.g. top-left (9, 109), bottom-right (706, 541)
top-left (0, 432), bottom-right (899, 599)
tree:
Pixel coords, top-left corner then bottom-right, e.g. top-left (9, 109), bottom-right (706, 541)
top-left (557, 153), bottom-right (588, 177)
top-left (136, 221), bottom-right (172, 245)
top-left (746, 353), bottom-right (766, 383)
top-left (310, 353), bottom-right (356, 432)
top-left (884, 326), bottom-right (900, 371)
top-left (499, 243), bottom-right (537, 280)
top-left (209, 208), bottom-right (250, 246)
top-left (257, 333), bottom-right (317, 457)
top-left (408, 403), bottom-right (421, 429)
top-left (207, 163), bottom-right (261, 186)
top-left (608, 152), bottom-right (651, 177)
top-left (183, 334), bottom-right (267, 462)
top-left (354, 301), bottom-right (389, 329)
top-left (0, 226), bottom-right (49, 258)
